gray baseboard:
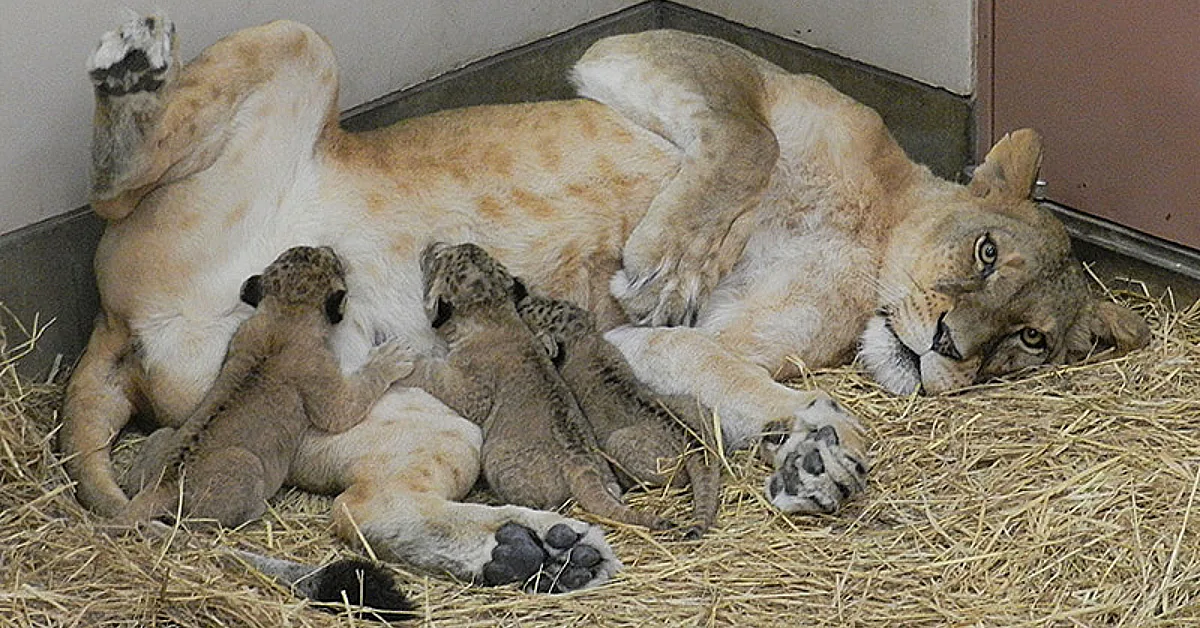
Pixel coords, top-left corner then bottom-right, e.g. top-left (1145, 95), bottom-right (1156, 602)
top-left (4, 0), bottom-right (1186, 380)
top-left (0, 207), bottom-right (103, 379)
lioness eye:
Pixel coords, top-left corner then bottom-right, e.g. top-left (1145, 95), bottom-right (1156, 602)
top-left (974, 234), bottom-right (998, 268)
top-left (1019, 327), bottom-right (1046, 350)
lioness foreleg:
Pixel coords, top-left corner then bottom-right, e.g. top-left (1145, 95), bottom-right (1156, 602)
top-left (575, 31), bottom-right (779, 326)
top-left (604, 325), bottom-right (870, 514)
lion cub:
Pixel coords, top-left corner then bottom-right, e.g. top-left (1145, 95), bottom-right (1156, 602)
top-left (400, 242), bottom-right (670, 530)
top-left (518, 294), bottom-right (722, 537)
top-left (118, 246), bottom-right (411, 527)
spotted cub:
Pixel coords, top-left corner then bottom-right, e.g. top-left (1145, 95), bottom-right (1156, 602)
top-left (398, 242), bottom-right (671, 533)
top-left (118, 246), bottom-right (412, 527)
top-left (519, 293), bottom-right (722, 537)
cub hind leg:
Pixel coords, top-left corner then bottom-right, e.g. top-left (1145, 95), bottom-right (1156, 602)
top-left (602, 403), bottom-right (723, 537)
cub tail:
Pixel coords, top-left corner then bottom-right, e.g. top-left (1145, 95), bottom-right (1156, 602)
top-left (233, 550), bottom-right (416, 623)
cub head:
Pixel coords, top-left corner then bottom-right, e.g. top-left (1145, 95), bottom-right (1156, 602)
top-left (516, 293), bottom-right (597, 343)
top-left (860, 129), bottom-right (1150, 394)
top-left (239, 245), bottom-right (348, 325)
top-left (419, 242), bottom-right (527, 328)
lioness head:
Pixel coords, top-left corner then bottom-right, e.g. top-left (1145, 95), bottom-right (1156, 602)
top-left (860, 129), bottom-right (1150, 394)
top-left (419, 242), bottom-right (527, 328)
top-left (239, 245), bottom-right (348, 324)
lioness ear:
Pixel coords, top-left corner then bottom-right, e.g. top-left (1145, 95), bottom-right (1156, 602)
top-left (970, 128), bottom-right (1044, 201)
top-left (1066, 299), bottom-right (1151, 360)
top-left (240, 275), bottom-right (264, 307)
top-left (324, 289), bottom-right (347, 325)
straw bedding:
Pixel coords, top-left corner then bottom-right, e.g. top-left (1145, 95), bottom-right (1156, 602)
top-left (2, 284), bottom-right (1197, 627)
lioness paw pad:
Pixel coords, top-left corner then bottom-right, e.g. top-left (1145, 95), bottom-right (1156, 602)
top-left (764, 398), bottom-right (870, 514)
top-left (481, 520), bottom-right (619, 593)
top-left (88, 15), bottom-right (174, 96)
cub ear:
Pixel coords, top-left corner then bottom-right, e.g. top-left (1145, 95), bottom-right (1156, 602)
top-left (511, 277), bottom-right (529, 303)
top-left (969, 128), bottom-right (1044, 201)
top-left (534, 330), bottom-right (563, 367)
top-left (240, 275), bottom-right (264, 307)
top-left (324, 289), bottom-right (347, 325)
top-left (430, 297), bottom-right (454, 329)
top-left (1066, 299), bottom-right (1150, 360)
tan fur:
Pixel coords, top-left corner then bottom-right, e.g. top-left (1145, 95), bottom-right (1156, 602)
top-left (116, 246), bottom-right (411, 527)
top-left (400, 243), bottom-right (670, 531)
top-left (59, 17), bottom-right (1150, 586)
top-left (518, 293), bottom-right (722, 537)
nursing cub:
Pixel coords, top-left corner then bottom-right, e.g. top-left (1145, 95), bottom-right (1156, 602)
top-left (398, 242), bottom-right (671, 538)
top-left (518, 293), bottom-right (723, 538)
top-left (118, 246), bottom-right (411, 527)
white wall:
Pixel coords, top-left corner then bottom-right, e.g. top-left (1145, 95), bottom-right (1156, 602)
top-left (677, 0), bottom-right (974, 95)
top-left (0, 0), bottom-right (640, 236)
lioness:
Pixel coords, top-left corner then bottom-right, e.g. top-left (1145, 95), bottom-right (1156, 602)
top-left (60, 16), bottom-right (1148, 591)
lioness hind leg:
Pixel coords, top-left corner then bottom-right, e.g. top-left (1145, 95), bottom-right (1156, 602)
top-left (297, 389), bottom-right (621, 592)
top-left (86, 16), bottom-right (339, 220)
top-left (575, 30), bottom-right (780, 326)
top-left (87, 14), bottom-right (177, 204)
top-left (332, 484), bottom-right (621, 593)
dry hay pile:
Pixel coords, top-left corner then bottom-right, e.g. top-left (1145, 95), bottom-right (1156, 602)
top-left (2, 286), bottom-right (1198, 627)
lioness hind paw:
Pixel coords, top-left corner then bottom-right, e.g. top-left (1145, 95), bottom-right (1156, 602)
top-left (88, 15), bottom-right (174, 96)
top-left (481, 521), bottom-right (619, 593)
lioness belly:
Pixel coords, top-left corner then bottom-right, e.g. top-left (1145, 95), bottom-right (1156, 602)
top-left (323, 99), bottom-right (678, 323)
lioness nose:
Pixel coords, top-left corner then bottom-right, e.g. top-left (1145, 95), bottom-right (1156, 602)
top-left (931, 313), bottom-right (963, 361)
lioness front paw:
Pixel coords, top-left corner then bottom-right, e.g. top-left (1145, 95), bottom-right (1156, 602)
top-left (87, 15), bottom-right (175, 97)
top-left (612, 214), bottom-right (751, 327)
top-left (762, 395), bottom-right (870, 514)
top-left (482, 519), bottom-right (619, 593)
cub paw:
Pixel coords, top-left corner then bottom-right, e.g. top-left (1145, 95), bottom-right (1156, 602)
top-left (87, 15), bottom-right (175, 97)
top-left (366, 340), bottom-right (416, 382)
top-left (762, 395), bottom-right (870, 514)
top-left (481, 520), bottom-right (620, 593)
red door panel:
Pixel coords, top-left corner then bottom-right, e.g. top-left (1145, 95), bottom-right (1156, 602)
top-left (989, 1), bottom-right (1200, 249)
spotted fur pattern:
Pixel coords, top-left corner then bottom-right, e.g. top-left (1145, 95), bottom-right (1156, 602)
top-left (404, 242), bottom-right (672, 530)
top-left (519, 293), bottom-right (723, 537)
